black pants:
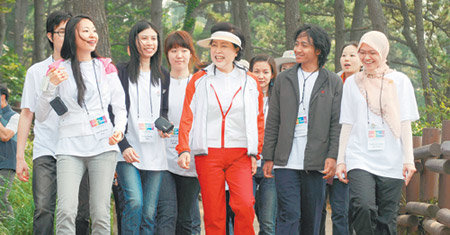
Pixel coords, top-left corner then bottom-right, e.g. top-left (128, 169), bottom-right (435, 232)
top-left (348, 169), bottom-right (403, 235)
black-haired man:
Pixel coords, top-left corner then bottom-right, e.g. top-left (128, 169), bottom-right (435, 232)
top-left (262, 24), bottom-right (343, 235)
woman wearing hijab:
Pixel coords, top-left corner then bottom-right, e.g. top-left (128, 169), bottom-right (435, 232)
top-left (176, 22), bottom-right (265, 234)
top-left (335, 31), bottom-right (419, 235)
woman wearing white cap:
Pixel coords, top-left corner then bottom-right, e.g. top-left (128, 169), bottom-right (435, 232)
top-left (176, 22), bottom-right (265, 234)
top-left (335, 31), bottom-right (418, 234)
top-left (275, 50), bottom-right (297, 73)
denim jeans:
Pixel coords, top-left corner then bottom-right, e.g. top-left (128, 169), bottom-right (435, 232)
top-left (156, 171), bottom-right (201, 235)
top-left (56, 151), bottom-right (116, 235)
top-left (116, 162), bottom-right (162, 235)
top-left (32, 155), bottom-right (91, 235)
top-left (348, 169), bottom-right (403, 235)
top-left (253, 166), bottom-right (277, 235)
top-left (0, 169), bottom-right (15, 219)
top-left (320, 179), bottom-right (349, 235)
top-left (275, 169), bottom-right (326, 235)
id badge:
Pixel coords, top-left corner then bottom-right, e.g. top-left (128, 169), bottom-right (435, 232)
top-left (367, 123), bottom-right (385, 151)
top-left (294, 110), bottom-right (308, 137)
top-left (138, 119), bottom-right (156, 143)
top-left (89, 113), bottom-right (110, 140)
top-left (167, 127), bottom-right (179, 149)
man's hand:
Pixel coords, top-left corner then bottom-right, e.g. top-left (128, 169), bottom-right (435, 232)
top-left (263, 160), bottom-right (274, 178)
top-left (403, 163), bottom-right (416, 186)
top-left (122, 147), bottom-right (140, 163)
top-left (322, 158), bottom-right (336, 179)
top-left (178, 152), bottom-right (191, 169)
top-left (16, 158), bottom-right (30, 182)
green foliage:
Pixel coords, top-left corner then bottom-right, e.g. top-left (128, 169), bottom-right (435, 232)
top-left (182, 0), bottom-right (200, 33)
top-left (0, 140), bottom-right (34, 234)
top-left (0, 48), bottom-right (27, 106)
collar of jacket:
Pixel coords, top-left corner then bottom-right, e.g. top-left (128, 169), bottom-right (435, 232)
top-left (285, 63), bottom-right (329, 106)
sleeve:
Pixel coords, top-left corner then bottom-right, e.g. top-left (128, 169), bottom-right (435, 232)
top-left (398, 73), bottom-right (419, 121)
top-left (35, 77), bottom-right (57, 122)
top-left (339, 77), bottom-right (356, 125)
top-left (337, 123), bottom-right (352, 165)
top-left (326, 73), bottom-right (343, 159)
top-left (176, 72), bottom-right (203, 155)
top-left (5, 113), bottom-right (20, 134)
top-left (401, 120), bottom-right (414, 165)
top-left (20, 67), bottom-right (37, 111)
top-left (250, 73), bottom-right (265, 158)
top-left (261, 73), bottom-right (282, 161)
top-left (107, 67), bottom-right (127, 135)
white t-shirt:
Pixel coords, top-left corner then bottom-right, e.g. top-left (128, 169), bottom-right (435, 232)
top-left (118, 71), bottom-right (167, 171)
top-left (340, 71), bottom-right (419, 179)
top-left (274, 68), bottom-right (318, 170)
top-left (207, 68), bottom-right (247, 148)
top-left (21, 56), bottom-right (59, 159)
top-left (4, 113), bottom-right (19, 133)
top-left (166, 76), bottom-right (197, 177)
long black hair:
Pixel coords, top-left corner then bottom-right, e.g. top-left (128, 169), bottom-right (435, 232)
top-left (60, 15), bottom-right (99, 106)
top-left (127, 20), bottom-right (162, 85)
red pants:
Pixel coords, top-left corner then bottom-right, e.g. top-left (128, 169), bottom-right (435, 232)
top-left (195, 148), bottom-right (255, 235)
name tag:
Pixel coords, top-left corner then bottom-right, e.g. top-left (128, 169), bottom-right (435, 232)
top-left (368, 124), bottom-right (385, 151)
top-left (294, 114), bottom-right (308, 137)
top-left (167, 127), bottom-right (179, 149)
top-left (89, 113), bottom-right (111, 140)
top-left (138, 119), bottom-right (156, 143)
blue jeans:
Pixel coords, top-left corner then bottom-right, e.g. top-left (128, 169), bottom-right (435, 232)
top-left (320, 179), bottom-right (349, 235)
top-left (156, 171), bottom-right (201, 235)
top-left (116, 162), bottom-right (162, 235)
top-left (253, 166), bottom-right (277, 235)
top-left (275, 169), bottom-right (326, 235)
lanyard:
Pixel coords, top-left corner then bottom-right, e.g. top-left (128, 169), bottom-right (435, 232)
top-left (82, 60), bottom-right (104, 115)
top-left (299, 68), bottom-right (318, 110)
top-left (365, 74), bottom-right (384, 125)
top-left (210, 83), bottom-right (242, 148)
top-left (136, 72), bottom-right (154, 119)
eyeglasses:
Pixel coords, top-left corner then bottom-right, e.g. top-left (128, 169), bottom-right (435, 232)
top-left (54, 30), bottom-right (65, 37)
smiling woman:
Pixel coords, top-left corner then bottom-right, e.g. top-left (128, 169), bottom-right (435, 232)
top-left (176, 22), bottom-right (264, 235)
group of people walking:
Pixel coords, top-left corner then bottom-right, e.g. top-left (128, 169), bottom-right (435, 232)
top-left (7, 9), bottom-right (419, 235)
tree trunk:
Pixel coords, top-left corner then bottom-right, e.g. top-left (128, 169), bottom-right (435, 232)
top-left (14, 0), bottom-right (29, 61)
top-left (182, 0), bottom-right (200, 35)
top-left (238, 0), bottom-right (252, 60)
top-left (350, 0), bottom-right (366, 41)
top-left (33, 0), bottom-right (46, 63)
top-left (64, 0), bottom-right (73, 14)
top-left (231, 0), bottom-right (241, 29)
top-left (73, 0), bottom-right (111, 57)
top-left (399, 0), bottom-right (433, 122)
top-left (366, 0), bottom-right (388, 35)
top-left (46, 0), bottom-right (53, 16)
top-left (334, 0), bottom-right (345, 72)
top-left (413, 0), bottom-right (433, 122)
top-left (284, 0), bottom-right (301, 50)
top-left (0, 1), bottom-right (7, 57)
top-left (150, 0), bottom-right (163, 32)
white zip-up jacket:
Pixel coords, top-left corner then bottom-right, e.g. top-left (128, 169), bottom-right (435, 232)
top-left (176, 64), bottom-right (265, 157)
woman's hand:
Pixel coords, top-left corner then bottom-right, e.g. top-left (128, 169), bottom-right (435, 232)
top-left (403, 163), bottom-right (416, 186)
top-left (251, 156), bottom-right (257, 176)
top-left (158, 130), bottom-right (171, 138)
top-left (336, 163), bottom-right (348, 184)
top-left (178, 152), bottom-right (191, 169)
top-left (122, 147), bottom-right (140, 163)
top-left (48, 67), bottom-right (68, 86)
top-left (109, 131), bottom-right (123, 145)
top-left (263, 161), bottom-right (274, 178)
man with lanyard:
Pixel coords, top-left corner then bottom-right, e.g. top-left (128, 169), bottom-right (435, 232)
top-left (15, 11), bottom-right (90, 234)
top-left (0, 85), bottom-right (19, 220)
top-left (262, 24), bottom-right (342, 235)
